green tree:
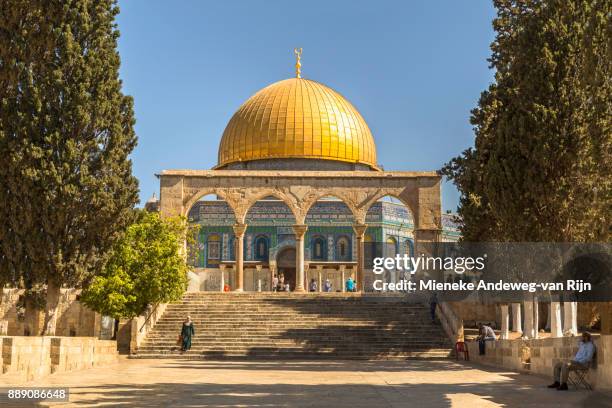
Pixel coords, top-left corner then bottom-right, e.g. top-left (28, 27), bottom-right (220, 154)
top-left (81, 212), bottom-right (194, 319)
top-left (0, 0), bottom-right (138, 334)
top-left (442, 0), bottom-right (611, 242)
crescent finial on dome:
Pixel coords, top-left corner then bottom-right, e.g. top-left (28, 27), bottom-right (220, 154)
top-left (294, 48), bottom-right (302, 78)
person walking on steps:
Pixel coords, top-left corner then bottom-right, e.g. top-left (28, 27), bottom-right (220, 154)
top-left (180, 315), bottom-right (195, 353)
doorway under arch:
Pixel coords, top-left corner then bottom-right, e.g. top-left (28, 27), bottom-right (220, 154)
top-left (277, 247), bottom-right (297, 291)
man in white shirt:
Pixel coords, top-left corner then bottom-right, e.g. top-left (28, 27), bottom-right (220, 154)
top-left (477, 323), bottom-right (497, 355)
top-left (548, 332), bottom-right (596, 391)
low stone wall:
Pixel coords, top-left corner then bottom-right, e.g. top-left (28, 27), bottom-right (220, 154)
top-left (1, 336), bottom-right (118, 382)
top-left (466, 335), bottom-right (612, 390)
top-left (1, 336), bottom-right (53, 382)
top-left (50, 337), bottom-right (118, 374)
top-left (1, 288), bottom-right (102, 337)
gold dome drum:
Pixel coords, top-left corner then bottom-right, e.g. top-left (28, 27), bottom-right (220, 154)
top-left (217, 78), bottom-right (378, 170)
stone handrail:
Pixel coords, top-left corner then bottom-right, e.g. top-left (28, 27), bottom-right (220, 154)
top-left (436, 301), bottom-right (464, 344)
top-left (130, 303), bottom-right (168, 353)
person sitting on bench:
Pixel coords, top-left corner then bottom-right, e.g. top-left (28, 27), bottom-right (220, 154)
top-left (548, 332), bottom-right (595, 391)
top-left (477, 323), bottom-right (496, 355)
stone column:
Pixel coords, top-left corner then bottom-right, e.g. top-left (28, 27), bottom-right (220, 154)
top-left (512, 303), bottom-right (522, 334)
top-left (563, 301), bottom-right (577, 336)
top-left (340, 265), bottom-right (346, 293)
top-left (233, 223), bottom-right (247, 292)
top-left (352, 224), bottom-right (367, 292)
top-left (317, 265), bottom-right (324, 293)
top-left (533, 297), bottom-right (539, 339)
top-left (219, 265), bottom-right (226, 292)
top-left (292, 224), bottom-right (308, 292)
top-left (500, 304), bottom-right (509, 340)
top-left (550, 301), bottom-right (562, 337)
top-left (269, 262), bottom-right (277, 291)
top-left (523, 300), bottom-right (534, 339)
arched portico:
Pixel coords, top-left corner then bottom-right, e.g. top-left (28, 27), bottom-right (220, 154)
top-left (158, 169), bottom-right (442, 292)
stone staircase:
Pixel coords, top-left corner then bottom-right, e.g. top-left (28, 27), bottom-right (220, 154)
top-left (133, 292), bottom-right (453, 360)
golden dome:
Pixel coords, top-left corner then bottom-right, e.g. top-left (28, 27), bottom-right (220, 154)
top-left (217, 77), bottom-right (378, 169)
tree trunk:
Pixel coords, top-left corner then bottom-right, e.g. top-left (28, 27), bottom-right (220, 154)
top-left (42, 280), bottom-right (61, 336)
top-left (24, 296), bottom-right (44, 336)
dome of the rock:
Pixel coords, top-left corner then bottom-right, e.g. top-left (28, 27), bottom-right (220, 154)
top-left (216, 77), bottom-right (378, 170)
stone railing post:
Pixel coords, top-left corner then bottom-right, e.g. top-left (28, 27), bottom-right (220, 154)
top-left (340, 265), bottom-right (346, 293)
top-left (256, 264), bottom-right (263, 292)
top-left (219, 265), bottom-right (226, 292)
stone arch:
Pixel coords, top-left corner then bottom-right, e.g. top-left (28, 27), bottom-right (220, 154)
top-left (360, 191), bottom-right (418, 227)
top-left (240, 189), bottom-right (301, 224)
top-left (301, 191), bottom-right (360, 221)
top-left (183, 188), bottom-right (238, 220)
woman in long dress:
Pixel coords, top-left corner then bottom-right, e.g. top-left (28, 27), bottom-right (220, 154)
top-left (181, 316), bottom-right (195, 352)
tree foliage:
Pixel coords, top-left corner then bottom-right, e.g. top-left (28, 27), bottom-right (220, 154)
top-left (81, 211), bottom-right (194, 319)
top-left (0, 0), bottom-right (138, 331)
top-left (442, 0), bottom-right (611, 242)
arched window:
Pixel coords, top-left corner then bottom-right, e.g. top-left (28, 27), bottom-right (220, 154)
top-left (336, 236), bottom-right (351, 261)
top-left (311, 236), bottom-right (327, 260)
top-left (206, 234), bottom-right (221, 266)
top-left (254, 235), bottom-right (269, 261)
top-left (385, 236), bottom-right (398, 257)
top-left (405, 239), bottom-right (414, 256)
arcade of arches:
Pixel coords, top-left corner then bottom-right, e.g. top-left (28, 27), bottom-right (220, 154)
top-left (157, 169), bottom-right (453, 292)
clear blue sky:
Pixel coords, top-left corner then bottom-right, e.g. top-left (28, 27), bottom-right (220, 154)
top-left (116, 0), bottom-right (497, 212)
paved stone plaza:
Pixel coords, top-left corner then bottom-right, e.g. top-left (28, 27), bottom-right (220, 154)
top-left (2, 358), bottom-right (611, 407)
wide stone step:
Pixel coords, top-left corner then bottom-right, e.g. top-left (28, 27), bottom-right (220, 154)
top-left (149, 327), bottom-right (441, 333)
top-left (166, 305), bottom-right (429, 316)
top-left (152, 321), bottom-right (436, 325)
top-left (139, 344), bottom-right (450, 351)
top-left (131, 350), bottom-right (453, 360)
top-left (137, 344), bottom-right (451, 352)
top-left (146, 330), bottom-right (445, 336)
